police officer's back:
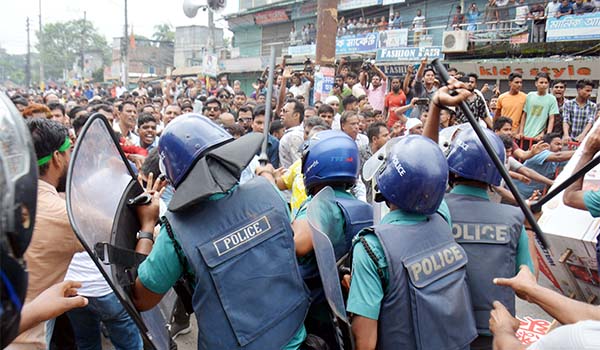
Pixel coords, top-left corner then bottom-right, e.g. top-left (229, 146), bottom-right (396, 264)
top-left (347, 135), bottom-right (477, 350)
top-left (292, 130), bottom-right (373, 346)
top-left (444, 128), bottom-right (534, 350)
top-left (132, 114), bottom-right (310, 350)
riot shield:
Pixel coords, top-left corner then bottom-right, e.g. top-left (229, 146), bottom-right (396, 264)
top-left (66, 114), bottom-right (171, 349)
top-left (306, 187), bottom-right (354, 350)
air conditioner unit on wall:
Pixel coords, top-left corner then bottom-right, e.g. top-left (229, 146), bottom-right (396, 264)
top-left (442, 30), bottom-right (468, 53)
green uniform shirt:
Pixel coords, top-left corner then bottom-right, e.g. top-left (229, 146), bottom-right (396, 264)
top-left (584, 190), bottom-right (600, 218)
top-left (293, 188), bottom-right (354, 269)
top-left (345, 201), bottom-right (451, 320)
top-left (137, 186), bottom-right (306, 350)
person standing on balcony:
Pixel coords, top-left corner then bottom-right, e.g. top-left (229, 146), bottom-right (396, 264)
top-left (466, 3), bottom-right (481, 31)
top-left (301, 24), bottom-right (309, 45)
top-left (545, 0), bottom-right (560, 20)
top-left (495, 0), bottom-right (510, 31)
top-left (412, 9), bottom-right (426, 45)
top-left (556, 0), bottom-right (574, 17)
top-left (393, 11), bottom-right (403, 28)
top-left (289, 25), bottom-right (299, 46)
top-left (378, 16), bottom-right (388, 31)
top-left (529, 2), bottom-right (546, 42)
top-left (514, 0), bottom-right (530, 29)
top-left (485, 0), bottom-right (499, 31)
top-left (308, 23), bottom-right (316, 44)
top-left (452, 5), bottom-right (466, 30)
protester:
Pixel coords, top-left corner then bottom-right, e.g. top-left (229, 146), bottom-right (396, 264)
top-left (514, 133), bottom-right (574, 198)
top-left (562, 79), bottom-right (597, 143)
top-left (11, 118), bottom-right (85, 348)
top-left (519, 72), bottom-right (559, 140)
top-left (279, 98), bottom-right (305, 168)
top-left (495, 73), bottom-right (527, 135)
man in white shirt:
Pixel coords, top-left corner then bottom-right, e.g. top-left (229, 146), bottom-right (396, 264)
top-left (288, 72), bottom-right (314, 103)
top-left (279, 99), bottom-right (305, 168)
top-left (412, 9), bottom-right (426, 45)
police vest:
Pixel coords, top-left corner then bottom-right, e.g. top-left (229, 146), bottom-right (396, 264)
top-left (298, 196), bottom-right (373, 289)
top-left (165, 177), bottom-right (310, 350)
top-left (371, 214), bottom-right (477, 350)
top-left (336, 197), bottom-right (373, 259)
top-left (445, 193), bottom-right (523, 333)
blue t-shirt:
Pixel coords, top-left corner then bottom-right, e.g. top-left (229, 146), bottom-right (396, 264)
top-left (515, 150), bottom-right (562, 198)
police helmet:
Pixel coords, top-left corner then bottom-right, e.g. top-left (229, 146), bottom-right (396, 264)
top-left (0, 93), bottom-right (38, 347)
top-left (302, 130), bottom-right (359, 194)
top-left (376, 135), bottom-right (448, 215)
top-left (158, 113), bottom-right (233, 187)
top-left (446, 127), bottom-right (505, 186)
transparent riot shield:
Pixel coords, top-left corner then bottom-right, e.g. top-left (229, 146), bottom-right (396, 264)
top-left (362, 137), bottom-right (403, 225)
top-left (66, 114), bottom-right (171, 349)
top-left (306, 187), bottom-right (354, 350)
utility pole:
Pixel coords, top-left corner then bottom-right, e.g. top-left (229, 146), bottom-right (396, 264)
top-left (315, 0), bottom-right (337, 67)
top-left (26, 17), bottom-right (31, 88)
top-left (80, 11), bottom-right (86, 77)
top-left (208, 9), bottom-right (215, 54)
top-left (122, 0), bottom-right (129, 86)
top-left (38, 0), bottom-right (44, 89)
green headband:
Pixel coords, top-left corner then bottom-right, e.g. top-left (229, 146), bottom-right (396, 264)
top-left (37, 137), bottom-right (72, 166)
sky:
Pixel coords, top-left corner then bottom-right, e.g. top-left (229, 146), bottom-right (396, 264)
top-left (0, 0), bottom-right (238, 55)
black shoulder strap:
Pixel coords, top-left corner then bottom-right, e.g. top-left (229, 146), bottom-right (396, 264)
top-left (358, 236), bottom-right (386, 290)
top-left (348, 228), bottom-right (386, 291)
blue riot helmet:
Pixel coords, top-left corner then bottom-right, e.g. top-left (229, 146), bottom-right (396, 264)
top-left (158, 113), bottom-right (233, 187)
top-left (446, 127), bottom-right (505, 186)
top-left (302, 130), bottom-right (359, 195)
top-left (0, 93), bottom-right (38, 347)
top-left (375, 135), bottom-right (448, 215)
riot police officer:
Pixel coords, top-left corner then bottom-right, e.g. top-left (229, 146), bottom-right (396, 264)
top-left (423, 82), bottom-right (534, 350)
top-left (291, 130), bottom-right (373, 346)
top-left (131, 114), bottom-right (310, 350)
top-left (347, 135), bottom-right (477, 350)
top-left (444, 128), bottom-right (534, 350)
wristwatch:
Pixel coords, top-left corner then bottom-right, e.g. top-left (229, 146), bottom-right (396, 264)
top-left (136, 230), bottom-right (154, 243)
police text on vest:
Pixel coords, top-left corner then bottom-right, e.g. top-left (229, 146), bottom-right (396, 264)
top-left (407, 244), bottom-right (466, 283)
top-left (213, 216), bottom-right (271, 256)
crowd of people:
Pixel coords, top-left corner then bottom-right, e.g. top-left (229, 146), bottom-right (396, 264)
top-left (2, 50), bottom-right (600, 350)
top-left (287, 0), bottom-right (600, 47)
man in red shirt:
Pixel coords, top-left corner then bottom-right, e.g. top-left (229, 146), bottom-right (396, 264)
top-left (384, 77), bottom-right (407, 129)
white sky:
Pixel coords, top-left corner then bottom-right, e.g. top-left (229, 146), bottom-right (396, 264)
top-left (0, 0), bottom-right (238, 55)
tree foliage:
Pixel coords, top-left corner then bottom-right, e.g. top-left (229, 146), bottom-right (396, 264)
top-left (152, 24), bottom-right (175, 43)
top-left (36, 19), bottom-right (110, 79)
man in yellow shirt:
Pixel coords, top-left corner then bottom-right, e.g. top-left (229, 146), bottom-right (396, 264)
top-left (495, 72), bottom-right (527, 137)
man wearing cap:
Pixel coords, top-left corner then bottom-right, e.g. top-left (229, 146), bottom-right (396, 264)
top-left (405, 118), bottom-right (423, 135)
top-left (131, 114), bottom-right (310, 350)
